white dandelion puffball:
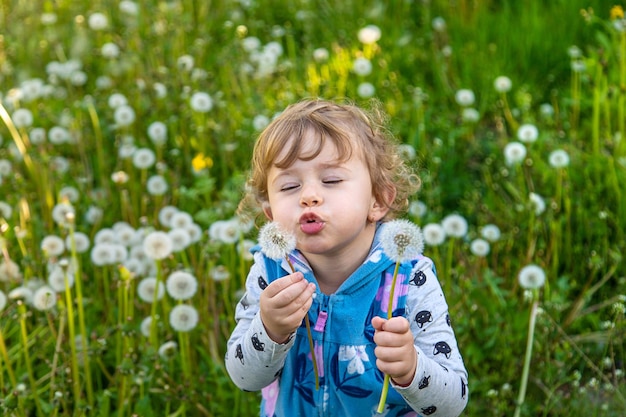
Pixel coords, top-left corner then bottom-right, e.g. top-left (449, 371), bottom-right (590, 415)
top-left (166, 271), bottom-right (198, 300)
top-left (209, 265), bottom-right (231, 282)
top-left (432, 16), bottom-right (447, 32)
top-left (12, 108), bottom-right (34, 128)
top-left (454, 89), bottom-right (475, 107)
top-left (480, 224), bottom-right (501, 242)
top-left (549, 149), bottom-right (570, 168)
top-left (529, 192), bottom-right (546, 216)
top-left (140, 316), bottom-right (152, 337)
top-left (352, 57), bottom-right (373, 76)
top-left (158, 340), bottom-right (178, 360)
top-left (137, 277), bottom-right (165, 303)
top-left (494, 76), bottom-right (513, 93)
top-left (88, 12), bottom-right (109, 30)
top-left (147, 121), bottom-right (168, 145)
top-left (169, 304), bottom-right (199, 332)
top-left (33, 286), bottom-right (57, 311)
top-left (470, 238), bottom-right (490, 257)
top-left (108, 93), bottom-right (128, 109)
top-left (158, 205), bottom-right (179, 228)
top-left (504, 141), bottom-right (527, 166)
top-left (441, 214), bottom-right (468, 238)
top-left (0, 290), bottom-right (6, 312)
top-left (170, 211), bottom-right (194, 229)
top-left (313, 47), bottom-right (330, 62)
top-left (252, 114), bottom-right (270, 131)
top-left (259, 222), bottom-right (297, 260)
top-left (48, 126), bottom-right (71, 145)
top-left (379, 219), bottom-right (424, 262)
top-left (29, 127), bottom-right (47, 145)
top-left (518, 264), bottom-right (546, 289)
top-left (48, 265), bottom-right (74, 292)
top-left (358, 24), bottom-right (381, 44)
top-left (101, 42), bottom-right (120, 59)
top-left (142, 231), bottom-right (173, 260)
top-left (408, 200), bottom-right (427, 218)
top-left (517, 124), bottom-right (539, 143)
top-left (190, 92), bottom-right (213, 113)
top-left (146, 175), bottom-right (168, 196)
top-left (422, 223), bottom-right (446, 246)
top-left (168, 228), bottom-right (191, 252)
top-left (132, 148), bottom-right (156, 170)
top-left (41, 235), bottom-right (66, 257)
top-left (114, 105), bottom-right (136, 127)
top-left (357, 82), bottom-right (376, 98)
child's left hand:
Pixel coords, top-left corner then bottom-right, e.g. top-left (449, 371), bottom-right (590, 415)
top-left (371, 316), bottom-right (417, 387)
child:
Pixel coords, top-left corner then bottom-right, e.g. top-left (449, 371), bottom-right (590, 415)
top-left (226, 99), bottom-right (468, 416)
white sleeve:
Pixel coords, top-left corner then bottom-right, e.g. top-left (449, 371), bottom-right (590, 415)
top-left (225, 252), bottom-right (296, 391)
top-left (393, 257), bottom-right (469, 417)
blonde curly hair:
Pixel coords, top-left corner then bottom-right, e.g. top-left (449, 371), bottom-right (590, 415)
top-left (238, 98), bottom-right (420, 222)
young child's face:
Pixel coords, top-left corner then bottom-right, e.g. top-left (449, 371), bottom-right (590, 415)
top-left (263, 130), bottom-right (389, 259)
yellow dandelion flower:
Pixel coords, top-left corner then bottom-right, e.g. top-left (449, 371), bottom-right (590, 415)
top-left (192, 153), bottom-right (213, 172)
top-left (610, 5), bottom-right (624, 20)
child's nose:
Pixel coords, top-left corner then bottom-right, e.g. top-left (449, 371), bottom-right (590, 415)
top-left (299, 184), bottom-right (322, 206)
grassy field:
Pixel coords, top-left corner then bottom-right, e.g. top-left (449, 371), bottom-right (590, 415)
top-left (0, 0), bottom-right (625, 415)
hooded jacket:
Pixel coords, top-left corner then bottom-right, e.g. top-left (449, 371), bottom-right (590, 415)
top-left (226, 223), bottom-right (468, 416)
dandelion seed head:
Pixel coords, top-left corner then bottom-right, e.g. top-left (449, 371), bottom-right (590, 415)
top-left (548, 149), bottom-right (570, 168)
top-left (380, 219), bottom-right (424, 262)
top-left (209, 265), bottom-right (231, 282)
top-left (166, 270), bottom-right (198, 300)
top-left (517, 124), bottom-right (539, 143)
top-left (313, 47), bottom-right (329, 62)
top-left (88, 12), bottom-right (109, 30)
top-left (132, 148), bottom-right (156, 170)
top-left (33, 286), bottom-right (57, 311)
top-left (352, 57), bottom-right (372, 76)
top-left (518, 264), bottom-right (546, 289)
top-left (9, 286), bottom-right (33, 304)
top-left (454, 89), bottom-right (475, 107)
top-left (494, 76), bottom-right (512, 93)
top-left (114, 105), bottom-right (136, 128)
top-left (504, 141), bottom-right (527, 166)
top-left (441, 214), bottom-right (468, 238)
top-left (12, 108), bottom-right (34, 128)
top-left (422, 223), bottom-right (446, 246)
top-left (0, 290), bottom-right (6, 311)
top-left (168, 228), bottom-right (191, 252)
top-left (143, 231), bottom-right (173, 260)
top-left (470, 238), bottom-right (490, 257)
top-left (358, 25), bottom-right (381, 44)
top-left (529, 192), bottom-right (546, 215)
top-left (146, 175), bottom-right (168, 196)
top-left (259, 222), bottom-right (297, 260)
top-left (137, 277), bottom-right (165, 302)
top-left (147, 121), bottom-right (168, 145)
top-left (41, 235), bottom-right (65, 258)
top-left (158, 340), bottom-right (178, 359)
top-left (357, 82), bottom-right (376, 98)
top-left (480, 224), bottom-right (501, 242)
top-left (169, 304), bottom-right (199, 332)
top-left (190, 92), bottom-right (213, 112)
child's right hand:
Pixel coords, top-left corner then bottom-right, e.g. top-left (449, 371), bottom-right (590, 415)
top-left (259, 272), bottom-right (316, 344)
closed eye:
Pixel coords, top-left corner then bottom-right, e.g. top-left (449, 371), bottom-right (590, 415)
top-left (280, 184), bottom-right (300, 192)
top-left (323, 179), bottom-right (342, 185)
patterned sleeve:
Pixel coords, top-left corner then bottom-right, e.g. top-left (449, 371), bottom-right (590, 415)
top-left (225, 251), bottom-right (295, 391)
top-left (392, 256), bottom-right (469, 417)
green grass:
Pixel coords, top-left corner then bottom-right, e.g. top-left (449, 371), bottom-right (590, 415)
top-left (0, 0), bottom-right (624, 415)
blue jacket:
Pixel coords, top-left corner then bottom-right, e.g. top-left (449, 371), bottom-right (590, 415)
top-left (226, 224), bottom-right (468, 416)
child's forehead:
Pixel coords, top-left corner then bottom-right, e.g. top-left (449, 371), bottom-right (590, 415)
top-left (275, 128), bottom-right (361, 165)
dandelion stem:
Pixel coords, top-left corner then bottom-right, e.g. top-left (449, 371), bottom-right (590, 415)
top-left (67, 226), bottom-right (94, 407)
top-left (286, 258), bottom-right (319, 390)
top-left (377, 261), bottom-right (401, 414)
top-left (513, 297), bottom-right (539, 417)
top-left (0, 326), bottom-right (17, 387)
top-left (18, 302), bottom-right (44, 417)
top-left (62, 273), bottom-right (83, 411)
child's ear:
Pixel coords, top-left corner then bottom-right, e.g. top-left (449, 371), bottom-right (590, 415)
top-left (262, 203), bottom-right (273, 220)
top-left (369, 186), bottom-right (396, 222)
